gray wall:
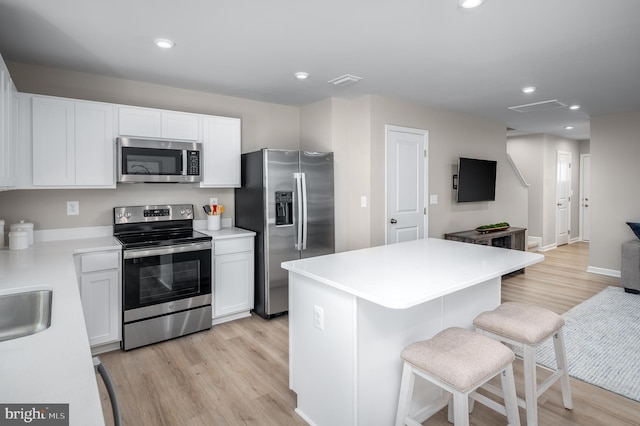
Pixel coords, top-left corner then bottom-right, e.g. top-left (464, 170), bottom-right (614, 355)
top-left (2, 62), bottom-right (529, 255)
top-left (590, 111), bottom-right (640, 272)
top-left (0, 61), bottom-right (300, 230)
top-left (507, 134), bottom-right (581, 249)
top-left (299, 95), bottom-right (529, 250)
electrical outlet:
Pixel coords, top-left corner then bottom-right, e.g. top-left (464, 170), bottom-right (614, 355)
top-left (210, 197), bottom-right (218, 205)
top-left (67, 201), bottom-right (79, 216)
top-left (313, 305), bottom-right (324, 331)
top-left (360, 196), bottom-right (367, 208)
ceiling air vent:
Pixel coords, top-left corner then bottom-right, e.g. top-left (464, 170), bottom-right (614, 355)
top-left (508, 99), bottom-right (567, 113)
top-left (328, 74), bottom-right (362, 87)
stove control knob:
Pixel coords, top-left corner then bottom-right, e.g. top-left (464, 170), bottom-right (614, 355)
top-left (125, 212), bottom-right (132, 219)
top-left (185, 208), bottom-right (192, 216)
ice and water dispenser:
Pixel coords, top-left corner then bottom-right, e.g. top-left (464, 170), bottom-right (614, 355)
top-left (275, 191), bottom-right (293, 225)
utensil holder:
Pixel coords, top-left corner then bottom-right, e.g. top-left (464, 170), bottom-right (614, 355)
top-left (207, 215), bottom-right (221, 231)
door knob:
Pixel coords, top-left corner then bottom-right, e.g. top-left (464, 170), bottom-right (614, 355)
top-left (390, 218), bottom-right (398, 224)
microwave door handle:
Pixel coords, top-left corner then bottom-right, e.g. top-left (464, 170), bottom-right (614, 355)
top-left (294, 173), bottom-right (303, 251)
top-left (182, 150), bottom-right (188, 176)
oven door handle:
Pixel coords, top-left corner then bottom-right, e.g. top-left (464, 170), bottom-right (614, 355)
top-left (123, 241), bottom-right (212, 259)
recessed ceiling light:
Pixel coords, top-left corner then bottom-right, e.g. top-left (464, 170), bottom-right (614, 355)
top-left (565, 126), bottom-right (575, 130)
top-left (521, 86), bottom-right (536, 94)
top-left (458, 0), bottom-right (485, 8)
top-left (294, 72), bottom-right (309, 80)
top-left (154, 38), bottom-right (175, 49)
top-left (569, 104), bottom-right (581, 110)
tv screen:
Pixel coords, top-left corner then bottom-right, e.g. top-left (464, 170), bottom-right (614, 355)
top-left (456, 157), bottom-right (497, 202)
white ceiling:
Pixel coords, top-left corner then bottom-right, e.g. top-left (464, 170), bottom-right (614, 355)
top-left (1, 0), bottom-right (639, 141)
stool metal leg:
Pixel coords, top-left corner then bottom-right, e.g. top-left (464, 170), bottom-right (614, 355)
top-left (552, 330), bottom-right (573, 410)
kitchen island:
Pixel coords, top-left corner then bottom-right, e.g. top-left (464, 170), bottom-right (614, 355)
top-left (282, 237), bottom-right (543, 426)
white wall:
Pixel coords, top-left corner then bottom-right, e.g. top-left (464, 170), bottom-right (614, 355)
top-left (590, 111), bottom-right (640, 272)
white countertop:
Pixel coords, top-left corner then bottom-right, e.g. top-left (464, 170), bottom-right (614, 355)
top-left (0, 226), bottom-right (253, 424)
top-left (199, 227), bottom-right (256, 239)
top-left (0, 236), bottom-right (120, 426)
top-left (281, 238), bottom-right (544, 309)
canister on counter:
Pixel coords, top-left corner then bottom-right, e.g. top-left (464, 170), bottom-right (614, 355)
top-left (10, 220), bottom-right (34, 245)
top-left (9, 230), bottom-right (29, 250)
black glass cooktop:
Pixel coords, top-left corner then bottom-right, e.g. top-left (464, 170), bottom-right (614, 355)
top-left (116, 229), bottom-right (211, 249)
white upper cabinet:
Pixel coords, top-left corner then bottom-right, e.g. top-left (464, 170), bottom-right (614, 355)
top-left (32, 96), bottom-right (115, 187)
top-left (0, 55), bottom-right (18, 188)
top-left (118, 106), bottom-right (200, 141)
top-left (200, 115), bottom-right (241, 188)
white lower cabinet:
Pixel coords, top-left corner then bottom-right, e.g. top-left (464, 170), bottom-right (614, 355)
top-left (75, 250), bottom-right (121, 351)
top-left (212, 237), bottom-right (254, 324)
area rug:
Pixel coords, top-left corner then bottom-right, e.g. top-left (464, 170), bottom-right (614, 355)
top-left (521, 286), bottom-right (640, 402)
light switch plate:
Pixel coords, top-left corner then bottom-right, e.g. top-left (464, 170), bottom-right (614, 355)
top-left (429, 194), bottom-right (438, 205)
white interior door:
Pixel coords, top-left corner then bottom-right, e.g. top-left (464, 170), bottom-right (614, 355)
top-left (556, 151), bottom-right (571, 246)
top-left (580, 154), bottom-right (591, 241)
top-left (386, 125), bottom-right (428, 244)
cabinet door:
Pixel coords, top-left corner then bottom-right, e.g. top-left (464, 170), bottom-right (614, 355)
top-left (0, 65), bottom-right (13, 187)
top-left (214, 251), bottom-right (254, 318)
top-left (32, 97), bottom-right (75, 185)
top-left (200, 116), bottom-right (241, 188)
top-left (80, 270), bottom-right (120, 346)
top-left (118, 106), bottom-right (162, 138)
top-left (75, 101), bottom-right (114, 185)
top-left (161, 111), bottom-right (199, 140)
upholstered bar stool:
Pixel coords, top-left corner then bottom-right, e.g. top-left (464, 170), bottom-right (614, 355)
top-left (395, 327), bottom-right (520, 426)
top-left (473, 302), bottom-right (573, 426)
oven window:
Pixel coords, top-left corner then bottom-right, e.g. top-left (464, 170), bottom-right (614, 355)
top-left (123, 250), bottom-right (211, 310)
top-left (122, 147), bottom-right (181, 176)
top-left (139, 260), bottom-right (200, 304)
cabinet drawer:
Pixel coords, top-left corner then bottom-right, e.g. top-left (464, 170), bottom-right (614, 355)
top-left (81, 252), bottom-right (119, 273)
top-left (214, 238), bottom-right (253, 255)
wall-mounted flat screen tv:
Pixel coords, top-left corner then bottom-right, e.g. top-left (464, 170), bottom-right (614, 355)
top-left (456, 157), bottom-right (497, 202)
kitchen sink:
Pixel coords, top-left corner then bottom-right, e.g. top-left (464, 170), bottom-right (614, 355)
top-left (0, 290), bottom-right (52, 343)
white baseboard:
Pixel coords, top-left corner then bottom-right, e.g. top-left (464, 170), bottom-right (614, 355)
top-left (539, 243), bottom-right (558, 252)
top-left (527, 236), bottom-right (542, 250)
top-left (211, 310), bottom-right (251, 326)
top-left (586, 266), bottom-right (621, 278)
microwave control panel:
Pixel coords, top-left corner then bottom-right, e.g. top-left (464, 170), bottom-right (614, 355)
top-left (187, 151), bottom-right (200, 175)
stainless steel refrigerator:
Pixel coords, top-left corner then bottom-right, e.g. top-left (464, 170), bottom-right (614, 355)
top-left (235, 149), bottom-right (335, 318)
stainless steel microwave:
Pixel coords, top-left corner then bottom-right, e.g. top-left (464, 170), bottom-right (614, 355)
top-left (116, 137), bottom-right (202, 183)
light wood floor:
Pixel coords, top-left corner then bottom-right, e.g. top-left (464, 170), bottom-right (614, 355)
top-left (98, 242), bottom-right (640, 425)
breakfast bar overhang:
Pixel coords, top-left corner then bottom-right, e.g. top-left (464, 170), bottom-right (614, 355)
top-left (282, 238), bottom-right (544, 426)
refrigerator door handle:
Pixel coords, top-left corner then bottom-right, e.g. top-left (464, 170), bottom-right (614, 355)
top-left (301, 172), bottom-right (308, 250)
top-left (294, 172), bottom-right (303, 250)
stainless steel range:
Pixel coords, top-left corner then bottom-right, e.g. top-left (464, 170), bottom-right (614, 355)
top-left (114, 204), bottom-right (212, 351)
